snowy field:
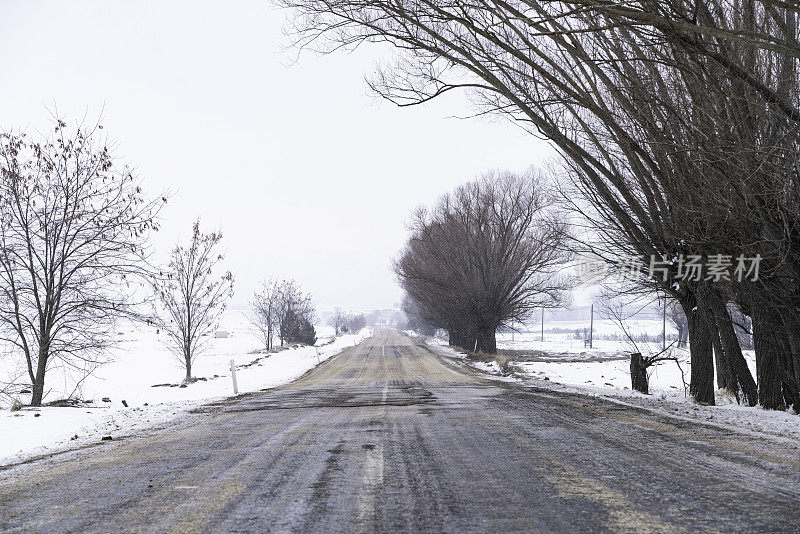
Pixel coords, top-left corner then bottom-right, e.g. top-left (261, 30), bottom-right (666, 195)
top-left (423, 321), bottom-right (800, 442)
top-left (4, 316), bottom-right (794, 468)
top-left (0, 311), bottom-right (370, 467)
top-left (494, 322), bottom-right (755, 398)
top-left (498, 327), bottom-right (693, 394)
top-left (461, 319), bottom-right (762, 398)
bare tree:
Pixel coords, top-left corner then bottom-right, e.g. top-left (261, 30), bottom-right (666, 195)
top-left (282, 0), bottom-right (799, 408)
top-left (345, 312), bottom-right (366, 333)
top-left (395, 170), bottom-right (572, 353)
top-left (0, 120), bottom-right (163, 406)
top-left (154, 220), bottom-right (234, 381)
top-left (328, 307), bottom-right (346, 336)
top-left (275, 279), bottom-right (315, 346)
top-left (598, 295), bottom-right (686, 395)
top-left (251, 279), bottom-right (280, 351)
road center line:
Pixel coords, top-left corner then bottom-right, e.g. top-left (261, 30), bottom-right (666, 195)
top-left (381, 344), bottom-right (388, 402)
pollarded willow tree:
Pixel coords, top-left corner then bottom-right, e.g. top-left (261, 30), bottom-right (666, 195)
top-left (0, 120), bottom-right (163, 406)
top-left (154, 220), bottom-right (234, 381)
top-left (280, 0), bottom-right (800, 409)
top-left (395, 170), bottom-right (572, 353)
top-left (548, 7), bottom-right (798, 407)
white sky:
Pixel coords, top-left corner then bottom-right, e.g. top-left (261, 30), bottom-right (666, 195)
top-left (0, 0), bottom-right (553, 312)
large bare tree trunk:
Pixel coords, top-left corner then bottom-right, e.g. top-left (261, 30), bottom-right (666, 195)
top-left (710, 327), bottom-right (733, 391)
top-left (700, 285), bottom-right (757, 405)
top-left (684, 298), bottom-right (715, 405)
top-left (449, 325), bottom-right (498, 353)
top-left (777, 332), bottom-right (800, 411)
top-left (752, 303), bottom-right (786, 410)
top-left (781, 311), bottom-right (800, 400)
top-left (476, 327), bottom-right (497, 354)
top-left (449, 327), bottom-right (475, 352)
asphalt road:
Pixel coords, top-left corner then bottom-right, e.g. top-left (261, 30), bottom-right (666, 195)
top-left (2, 329), bottom-right (800, 533)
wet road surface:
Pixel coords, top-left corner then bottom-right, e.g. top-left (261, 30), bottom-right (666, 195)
top-left (2, 329), bottom-right (800, 533)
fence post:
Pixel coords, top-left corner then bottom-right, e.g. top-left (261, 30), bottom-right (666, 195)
top-left (230, 359), bottom-right (239, 394)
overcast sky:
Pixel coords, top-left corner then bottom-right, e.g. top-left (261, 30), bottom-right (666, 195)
top-left (0, 1), bottom-right (553, 312)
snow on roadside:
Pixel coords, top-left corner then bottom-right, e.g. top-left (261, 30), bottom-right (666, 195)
top-left (419, 335), bottom-right (800, 443)
top-left (0, 326), bottom-right (371, 468)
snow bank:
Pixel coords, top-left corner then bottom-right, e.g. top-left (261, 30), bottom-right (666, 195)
top-left (421, 334), bottom-right (800, 442)
top-left (0, 312), bottom-right (370, 467)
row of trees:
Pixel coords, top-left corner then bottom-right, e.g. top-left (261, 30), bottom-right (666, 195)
top-left (0, 119), bottom-right (319, 405)
top-left (0, 120), bottom-right (247, 402)
top-left (327, 308), bottom-right (366, 336)
top-left (394, 171), bottom-right (572, 354)
top-left (251, 279), bottom-right (317, 350)
top-left (284, 0), bottom-right (800, 410)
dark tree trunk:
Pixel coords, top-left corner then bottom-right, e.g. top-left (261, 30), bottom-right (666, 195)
top-left (752, 303), bottom-right (786, 410)
top-left (707, 311), bottom-right (737, 398)
top-left (449, 326), bottom-right (478, 352)
top-left (781, 311), bottom-right (800, 399)
top-left (710, 327), bottom-right (732, 391)
top-left (31, 376), bottom-right (45, 407)
top-left (700, 285), bottom-right (757, 405)
top-left (476, 326), bottom-right (497, 354)
top-left (448, 328), bottom-right (461, 348)
top-left (717, 312), bottom-right (758, 406)
top-left (30, 344), bottom-right (49, 407)
top-left (684, 296), bottom-right (715, 405)
top-left (630, 353), bottom-right (649, 394)
top-left (184, 352), bottom-right (192, 381)
top-left (448, 328), bottom-right (462, 349)
top-left (777, 333), bottom-right (800, 411)
top-left (31, 381), bottom-right (45, 407)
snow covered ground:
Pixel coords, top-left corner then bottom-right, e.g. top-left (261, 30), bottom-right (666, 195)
top-left (492, 328), bottom-right (760, 398)
top-left (0, 311), bottom-right (370, 467)
top-left (497, 330), bottom-right (693, 393)
top-left (5, 316), bottom-right (796, 468)
top-left (423, 328), bottom-right (800, 443)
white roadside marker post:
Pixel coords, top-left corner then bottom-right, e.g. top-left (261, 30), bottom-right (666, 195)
top-left (315, 347), bottom-right (320, 365)
top-left (230, 359), bottom-right (239, 394)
